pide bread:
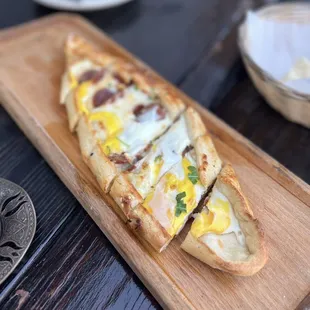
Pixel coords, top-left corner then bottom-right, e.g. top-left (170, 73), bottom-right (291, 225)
top-left (60, 34), bottom-right (267, 275)
top-left (181, 164), bottom-right (267, 276)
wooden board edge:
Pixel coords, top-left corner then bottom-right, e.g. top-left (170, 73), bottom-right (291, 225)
top-left (0, 13), bottom-right (309, 206)
top-left (0, 82), bottom-right (197, 310)
top-left (296, 292), bottom-right (310, 310)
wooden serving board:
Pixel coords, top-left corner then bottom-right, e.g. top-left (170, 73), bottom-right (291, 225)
top-left (0, 14), bottom-right (309, 310)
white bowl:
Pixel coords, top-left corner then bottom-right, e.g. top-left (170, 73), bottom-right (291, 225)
top-left (34, 0), bottom-right (134, 11)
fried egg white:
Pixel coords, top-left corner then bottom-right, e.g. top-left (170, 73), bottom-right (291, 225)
top-left (142, 152), bottom-right (205, 236)
top-left (128, 116), bottom-right (191, 198)
top-left (191, 187), bottom-right (249, 261)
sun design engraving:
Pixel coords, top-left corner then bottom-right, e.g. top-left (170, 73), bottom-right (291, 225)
top-left (0, 178), bottom-right (36, 284)
top-left (0, 192), bottom-right (27, 264)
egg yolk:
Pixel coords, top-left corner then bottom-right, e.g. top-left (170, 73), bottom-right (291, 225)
top-left (69, 71), bottom-right (78, 89)
top-left (191, 196), bottom-right (231, 239)
top-left (89, 111), bottom-right (122, 137)
top-left (101, 135), bottom-right (122, 155)
top-left (76, 81), bottom-right (92, 115)
top-left (165, 157), bottom-right (198, 235)
top-left (142, 190), bottom-right (155, 215)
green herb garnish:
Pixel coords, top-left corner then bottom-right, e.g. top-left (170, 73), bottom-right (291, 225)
top-left (116, 137), bottom-right (129, 148)
top-left (106, 145), bottom-right (111, 155)
top-left (154, 154), bottom-right (163, 163)
top-left (188, 166), bottom-right (198, 184)
top-left (148, 91), bottom-right (157, 101)
top-left (175, 192), bottom-right (187, 217)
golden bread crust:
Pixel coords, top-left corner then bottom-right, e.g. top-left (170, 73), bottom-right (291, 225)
top-left (65, 89), bottom-right (80, 132)
top-left (181, 164), bottom-right (267, 276)
top-left (127, 204), bottom-right (173, 252)
top-left (76, 114), bottom-right (97, 160)
top-left (109, 174), bottom-right (144, 218)
top-left (65, 33), bottom-right (116, 68)
top-left (194, 134), bottom-right (222, 189)
top-left (111, 61), bottom-right (185, 120)
top-left (60, 72), bottom-right (71, 104)
top-left (86, 143), bottom-right (118, 193)
top-left (184, 107), bottom-right (207, 141)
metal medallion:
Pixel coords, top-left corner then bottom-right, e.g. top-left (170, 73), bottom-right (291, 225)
top-left (0, 178), bottom-right (36, 284)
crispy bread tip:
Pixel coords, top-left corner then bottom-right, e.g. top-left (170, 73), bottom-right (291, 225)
top-left (181, 164), bottom-right (267, 276)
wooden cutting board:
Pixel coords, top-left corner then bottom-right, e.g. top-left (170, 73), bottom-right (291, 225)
top-left (0, 14), bottom-right (309, 310)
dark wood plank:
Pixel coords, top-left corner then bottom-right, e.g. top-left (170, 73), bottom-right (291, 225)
top-left (0, 106), bottom-right (77, 296)
top-left (1, 0), bottom-right (255, 85)
top-left (212, 68), bottom-right (310, 184)
top-left (0, 206), bottom-right (159, 310)
top-left (0, 106), bottom-right (159, 309)
top-left (176, 3), bottom-right (310, 183)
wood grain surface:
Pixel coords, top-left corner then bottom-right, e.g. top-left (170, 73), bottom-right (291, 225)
top-left (0, 13), bottom-right (309, 310)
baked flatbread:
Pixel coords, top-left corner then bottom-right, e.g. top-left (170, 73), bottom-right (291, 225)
top-left (181, 164), bottom-right (267, 276)
top-left (60, 35), bottom-right (267, 269)
top-left (61, 34), bottom-right (185, 192)
top-left (110, 108), bottom-right (222, 251)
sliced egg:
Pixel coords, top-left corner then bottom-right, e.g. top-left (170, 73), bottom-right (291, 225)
top-left (128, 116), bottom-right (191, 198)
top-left (190, 186), bottom-right (247, 260)
top-left (191, 188), bottom-right (245, 243)
top-left (142, 152), bottom-right (205, 236)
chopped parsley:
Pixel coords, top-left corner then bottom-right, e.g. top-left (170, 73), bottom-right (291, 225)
top-left (154, 154), bottom-right (163, 163)
top-left (148, 90), bottom-right (157, 101)
top-left (175, 192), bottom-right (187, 217)
top-left (106, 145), bottom-right (111, 155)
top-left (116, 137), bottom-right (129, 148)
top-left (188, 166), bottom-right (198, 184)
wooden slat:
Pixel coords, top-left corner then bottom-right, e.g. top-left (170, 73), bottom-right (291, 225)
top-left (0, 106), bottom-right (77, 302)
top-left (0, 206), bottom-right (160, 310)
top-left (0, 14), bottom-right (309, 310)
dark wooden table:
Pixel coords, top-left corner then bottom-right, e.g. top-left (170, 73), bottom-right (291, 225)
top-left (0, 0), bottom-right (309, 309)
